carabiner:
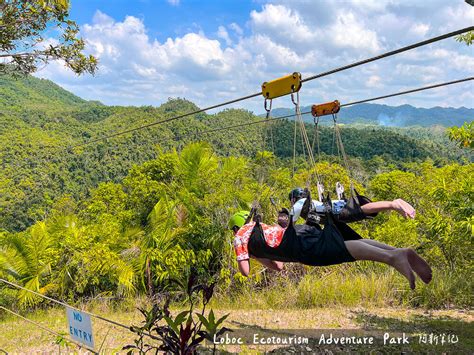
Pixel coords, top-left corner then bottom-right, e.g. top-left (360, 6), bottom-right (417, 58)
top-left (291, 91), bottom-right (299, 107)
top-left (264, 98), bottom-right (272, 119)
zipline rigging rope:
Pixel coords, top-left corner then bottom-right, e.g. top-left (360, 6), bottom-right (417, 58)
top-left (292, 91), bottom-right (321, 182)
top-left (71, 26), bottom-right (473, 149)
top-left (312, 116), bottom-right (321, 163)
top-left (332, 113), bottom-right (355, 194)
top-left (0, 29), bottom-right (472, 352)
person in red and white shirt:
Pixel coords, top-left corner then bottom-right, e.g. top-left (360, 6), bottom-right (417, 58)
top-left (230, 210), bottom-right (290, 273)
top-left (234, 220), bottom-right (287, 259)
top-left (229, 202), bottom-right (432, 291)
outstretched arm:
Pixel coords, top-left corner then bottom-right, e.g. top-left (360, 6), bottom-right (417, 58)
top-left (361, 199), bottom-right (415, 219)
top-left (256, 258), bottom-right (284, 272)
top-left (237, 259), bottom-right (250, 277)
top-left (237, 258), bottom-right (284, 277)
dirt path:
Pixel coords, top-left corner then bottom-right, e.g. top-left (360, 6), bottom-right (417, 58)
top-left (0, 307), bottom-right (472, 353)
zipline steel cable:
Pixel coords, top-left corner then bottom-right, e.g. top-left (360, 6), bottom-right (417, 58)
top-left (0, 305), bottom-right (97, 353)
top-left (0, 277), bottom-right (165, 346)
top-left (192, 77), bottom-right (473, 136)
top-left (0, 277), bottom-right (129, 331)
top-left (71, 26), bottom-right (473, 148)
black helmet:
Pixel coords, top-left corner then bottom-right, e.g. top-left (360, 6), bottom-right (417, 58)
top-left (289, 187), bottom-right (305, 202)
top-left (278, 207), bottom-right (290, 215)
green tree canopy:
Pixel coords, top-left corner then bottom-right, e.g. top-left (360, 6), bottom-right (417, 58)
top-left (456, 31), bottom-right (473, 46)
top-left (448, 121), bottom-right (473, 149)
top-left (0, 0), bottom-right (97, 75)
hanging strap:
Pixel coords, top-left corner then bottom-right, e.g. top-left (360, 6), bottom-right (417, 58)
top-left (263, 98), bottom-right (275, 154)
top-left (311, 116), bottom-right (321, 163)
top-left (291, 91), bottom-right (322, 186)
top-left (300, 123), bottom-right (306, 161)
top-left (309, 115), bottom-right (323, 191)
top-left (310, 100), bottom-right (340, 165)
top-left (292, 107), bottom-right (298, 176)
top-left (292, 91), bottom-right (315, 166)
top-left (332, 113), bottom-right (355, 196)
top-left (245, 205), bottom-right (258, 225)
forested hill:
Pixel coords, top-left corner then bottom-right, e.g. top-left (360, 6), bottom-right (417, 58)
top-left (0, 75), bottom-right (88, 111)
top-left (270, 103), bottom-right (473, 127)
top-left (0, 74), bottom-right (471, 232)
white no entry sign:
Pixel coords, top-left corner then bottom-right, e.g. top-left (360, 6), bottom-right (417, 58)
top-left (66, 307), bottom-right (95, 350)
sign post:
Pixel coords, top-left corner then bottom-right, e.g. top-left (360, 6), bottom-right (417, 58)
top-left (66, 307), bottom-right (95, 350)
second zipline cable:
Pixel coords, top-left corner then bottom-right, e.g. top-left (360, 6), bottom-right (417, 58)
top-left (193, 77), bottom-right (473, 136)
top-left (0, 278), bottom-right (129, 331)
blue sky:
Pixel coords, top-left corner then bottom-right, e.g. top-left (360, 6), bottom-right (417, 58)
top-left (69, 1), bottom-right (257, 41)
top-left (35, 0), bottom-right (474, 112)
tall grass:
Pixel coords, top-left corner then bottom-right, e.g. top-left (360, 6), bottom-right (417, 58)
top-left (214, 263), bottom-right (472, 310)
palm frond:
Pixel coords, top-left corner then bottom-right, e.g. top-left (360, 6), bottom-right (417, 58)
top-left (18, 276), bottom-right (42, 307)
top-left (113, 258), bottom-right (136, 296)
top-left (0, 246), bottom-right (28, 278)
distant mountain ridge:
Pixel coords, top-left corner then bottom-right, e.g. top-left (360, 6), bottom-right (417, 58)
top-left (269, 103), bottom-right (473, 127)
top-left (2, 74), bottom-right (471, 127)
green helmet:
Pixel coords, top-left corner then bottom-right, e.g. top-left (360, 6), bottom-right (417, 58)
top-left (228, 210), bottom-right (250, 230)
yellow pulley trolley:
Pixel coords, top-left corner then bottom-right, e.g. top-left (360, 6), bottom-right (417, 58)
top-left (261, 72), bottom-right (302, 100)
top-left (311, 100), bottom-right (341, 117)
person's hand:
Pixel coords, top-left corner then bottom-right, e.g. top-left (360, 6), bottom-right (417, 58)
top-left (253, 212), bottom-right (262, 223)
top-left (391, 199), bottom-right (416, 219)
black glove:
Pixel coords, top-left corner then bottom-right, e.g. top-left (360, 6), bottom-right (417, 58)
top-left (300, 188), bottom-right (312, 219)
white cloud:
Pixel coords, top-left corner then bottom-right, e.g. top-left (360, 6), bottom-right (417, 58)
top-left (440, 3), bottom-right (474, 32)
top-left (167, 0), bottom-right (180, 6)
top-left (409, 23), bottom-right (430, 37)
top-left (395, 64), bottom-right (443, 83)
top-left (84, 12), bottom-right (235, 83)
top-left (229, 23), bottom-right (243, 36)
top-left (250, 4), bottom-right (315, 44)
top-left (217, 26), bottom-right (232, 46)
top-left (330, 12), bottom-right (382, 53)
top-left (366, 75), bottom-right (383, 88)
top-left (240, 34), bottom-right (316, 70)
top-left (34, 2), bottom-right (474, 111)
